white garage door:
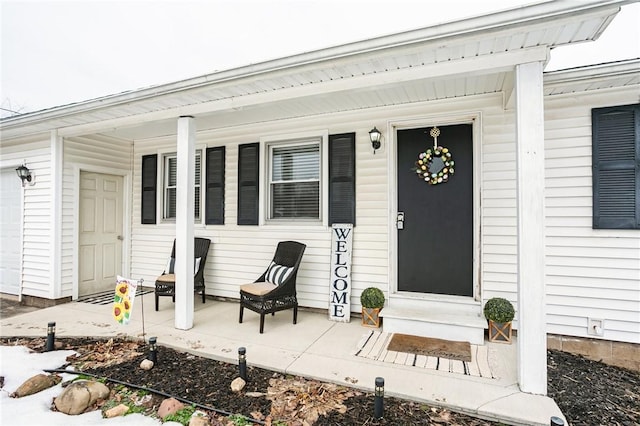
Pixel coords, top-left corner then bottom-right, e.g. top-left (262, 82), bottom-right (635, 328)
top-left (0, 168), bottom-right (22, 295)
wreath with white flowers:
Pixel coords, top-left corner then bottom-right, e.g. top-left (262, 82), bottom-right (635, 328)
top-left (414, 127), bottom-right (455, 185)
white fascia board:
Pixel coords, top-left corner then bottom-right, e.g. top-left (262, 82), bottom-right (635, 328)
top-left (54, 46), bottom-right (549, 137)
top-left (544, 58), bottom-right (640, 85)
top-left (0, 0), bottom-right (628, 131)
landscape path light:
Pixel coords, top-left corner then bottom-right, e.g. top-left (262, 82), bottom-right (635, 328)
top-left (374, 376), bottom-right (384, 419)
top-left (148, 337), bottom-right (158, 364)
top-left (46, 321), bottom-right (56, 351)
top-left (238, 347), bottom-right (247, 381)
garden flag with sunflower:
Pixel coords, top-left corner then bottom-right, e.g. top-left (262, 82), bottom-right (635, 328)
top-left (113, 275), bottom-right (138, 325)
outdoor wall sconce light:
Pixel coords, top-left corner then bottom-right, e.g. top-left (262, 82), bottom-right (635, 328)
top-left (16, 164), bottom-right (34, 187)
top-left (148, 336), bottom-right (158, 364)
top-left (46, 321), bottom-right (56, 352)
top-left (369, 127), bottom-right (382, 153)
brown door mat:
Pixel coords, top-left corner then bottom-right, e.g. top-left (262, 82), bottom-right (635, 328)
top-left (387, 333), bottom-right (472, 362)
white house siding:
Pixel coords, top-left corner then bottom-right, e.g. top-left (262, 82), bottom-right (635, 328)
top-left (130, 117), bottom-right (390, 311)
top-left (0, 139), bottom-right (52, 298)
top-left (480, 103), bottom-right (519, 326)
top-left (61, 134), bottom-right (133, 298)
top-left (544, 88), bottom-right (640, 344)
top-left (129, 93), bottom-right (520, 314)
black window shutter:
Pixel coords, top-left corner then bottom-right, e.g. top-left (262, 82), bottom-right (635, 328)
top-left (237, 143), bottom-right (259, 225)
top-left (329, 133), bottom-right (356, 225)
top-left (141, 154), bottom-right (157, 224)
top-left (205, 147), bottom-right (225, 225)
top-left (592, 103), bottom-right (640, 229)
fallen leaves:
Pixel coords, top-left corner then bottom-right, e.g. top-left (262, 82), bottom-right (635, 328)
top-left (66, 338), bottom-right (143, 369)
top-left (267, 376), bottom-right (361, 425)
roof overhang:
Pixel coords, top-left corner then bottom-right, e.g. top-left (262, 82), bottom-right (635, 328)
top-left (0, 0), bottom-right (633, 142)
top-left (543, 58), bottom-right (640, 95)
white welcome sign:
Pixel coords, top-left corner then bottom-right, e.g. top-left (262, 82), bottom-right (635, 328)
top-left (329, 224), bottom-right (353, 322)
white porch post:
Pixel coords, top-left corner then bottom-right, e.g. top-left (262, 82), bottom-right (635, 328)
top-left (515, 61), bottom-right (547, 395)
top-left (174, 116), bottom-right (196, 330)
top-left (50, 130), bottom-right (63, 299)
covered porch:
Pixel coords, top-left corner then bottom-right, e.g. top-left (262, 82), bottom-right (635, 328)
top-left (0, 293), bottom-right (564, 425)
top-left (0, 0), bottom-right (632, 404)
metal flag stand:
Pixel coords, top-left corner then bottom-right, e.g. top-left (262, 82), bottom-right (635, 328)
top-left (138, 278), bottom-right (146, 341)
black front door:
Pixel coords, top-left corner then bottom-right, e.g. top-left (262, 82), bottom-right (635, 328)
top-left (397, 124), bottom-right (474, 296)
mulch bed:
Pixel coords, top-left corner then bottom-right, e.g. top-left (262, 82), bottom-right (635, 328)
top-left (1, 336), bottom-right (639, 425)
top-left (547, 350), bottom-right (640, 425)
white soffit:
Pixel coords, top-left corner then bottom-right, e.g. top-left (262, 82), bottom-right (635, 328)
top-left (543, 58), bottom-right (640, 95)
top-left (0, 0), bottom-right (629, 141)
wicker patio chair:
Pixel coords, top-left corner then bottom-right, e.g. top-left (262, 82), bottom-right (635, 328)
top-left (239, 241), bottom-right (306, 333)
top-left (155, 237), bottom-right (211, 311)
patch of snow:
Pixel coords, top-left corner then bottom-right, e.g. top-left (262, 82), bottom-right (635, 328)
top-left (0, 345), bottom-right (163, 425)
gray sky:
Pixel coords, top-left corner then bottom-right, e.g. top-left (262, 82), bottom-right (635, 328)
top-left (1, 0), bottom-right (639, 117)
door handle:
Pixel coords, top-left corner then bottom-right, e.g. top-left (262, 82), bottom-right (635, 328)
top-left (117, 235), bottom-right (123, 241)
top-left (396, 212), bottom-right (404, 230)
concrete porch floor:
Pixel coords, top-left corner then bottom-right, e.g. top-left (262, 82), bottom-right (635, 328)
top-left (0, 293), bottom-right (565, 425)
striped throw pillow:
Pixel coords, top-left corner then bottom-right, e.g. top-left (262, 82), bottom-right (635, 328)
top-left (165, 257), bottom-right (202, 275)
top-left (265, 262), bottom-right (293, 286)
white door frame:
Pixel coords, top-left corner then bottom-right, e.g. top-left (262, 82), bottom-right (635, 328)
top-left (72, 164), bottom-right (131, 300)
top-left (387, 111), bottom-right (483, 304)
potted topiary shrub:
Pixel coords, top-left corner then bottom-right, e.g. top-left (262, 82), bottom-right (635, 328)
top-left (361, 287), bottom-right (385, 328)
top-left (483, 297), bottom-right (515, 343)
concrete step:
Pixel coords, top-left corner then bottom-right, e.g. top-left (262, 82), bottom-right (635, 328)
top-left (380, 305), bottom-right (487, 345)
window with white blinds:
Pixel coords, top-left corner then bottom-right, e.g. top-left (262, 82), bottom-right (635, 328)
top-left (269, 142), bottom-right (320, 220)
top-left (163, 151), bottom-right (201, 220)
